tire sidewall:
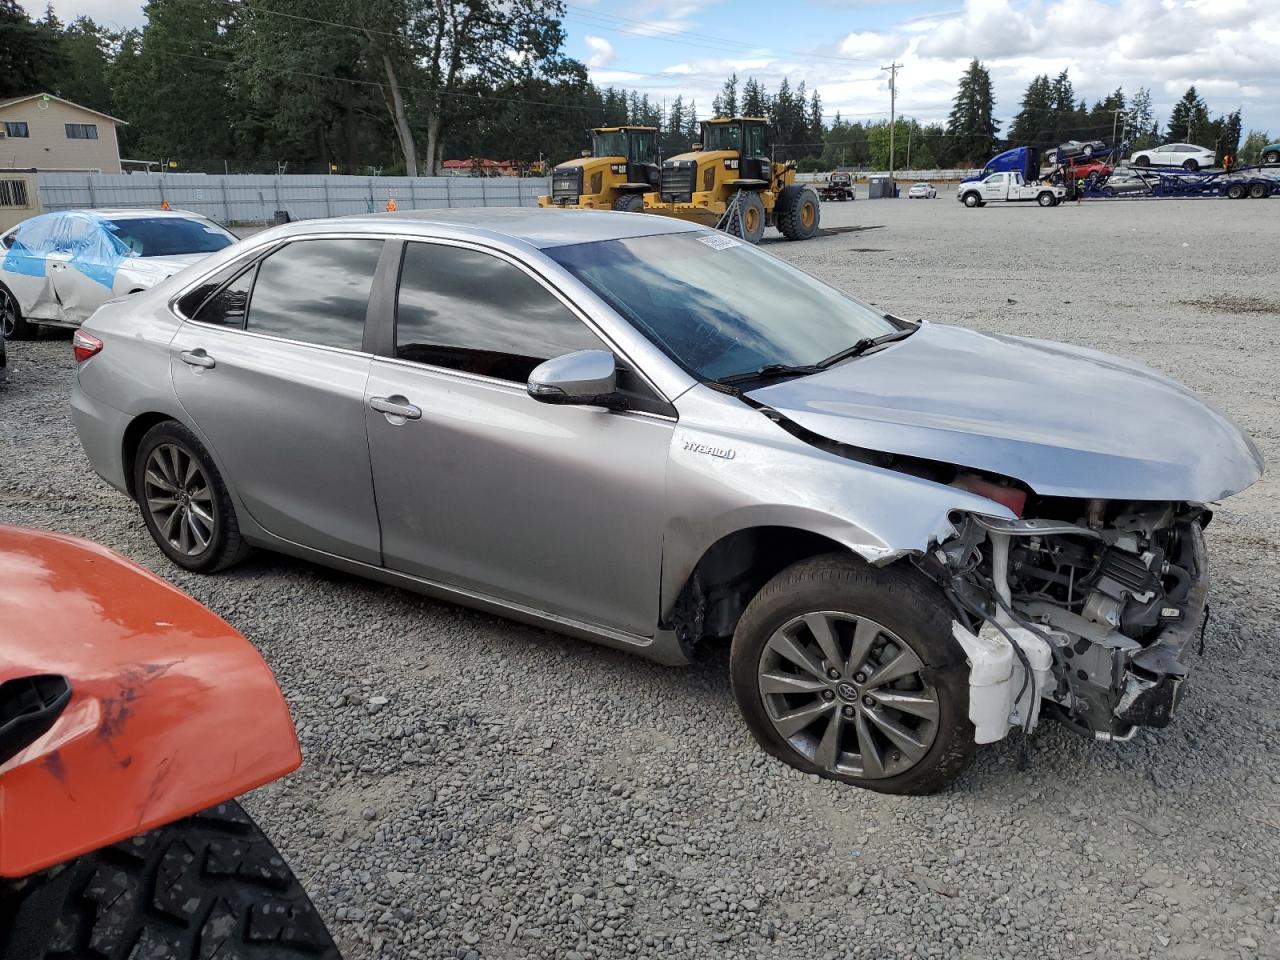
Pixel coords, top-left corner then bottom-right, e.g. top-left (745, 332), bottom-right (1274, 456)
top-left (737, 192), bottom-right (766, 244)
top-left (730, 557), bottom-right (975, 795)
top-left (133, 421), bottom-right (231, 572)
top-left (963, 192), bottom-right (979, 207)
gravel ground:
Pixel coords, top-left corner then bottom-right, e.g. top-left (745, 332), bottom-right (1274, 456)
top-left (2, 195), bottom-right (1279, 960)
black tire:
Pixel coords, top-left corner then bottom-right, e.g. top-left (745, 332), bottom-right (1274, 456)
top-left (0, 283), bottom-right (35, 341)
top-left (0, 800), bottom-right (339, 960)
top-left (1037, 191), bottom-right (1056, 207)
top-left (1134, 155), bottom-right (1150, 167)
top-left (962, 192), bottom-right (981, 208)
top-left (133, 419), bottom-right (251, 573)
top-left (1226, 182), bottom-right (1247, 200)
top-left (1182, 159), bottom-right (1199, 172)
top-left (1102, 186), bottom-right (1117, 197)
top-left (1248, 182), bottom-right (1269, 199)
top-left (1264, 151), bottom-right (1280, 165)
top-left (611, 193), bottom-right (644, 212)
top-left (731, 191), bottom-right (767, 244)
top-left (775, 184), bottom-right (820, 241)
top-left (730, 554), bottom-right (976, 795)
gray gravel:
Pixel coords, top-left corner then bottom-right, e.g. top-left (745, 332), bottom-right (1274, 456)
top-left (2, 196), bottom-right (1279, 960)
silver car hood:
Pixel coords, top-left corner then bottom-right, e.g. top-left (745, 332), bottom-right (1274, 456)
top-left (745, 323), bottom-right (1263, 502)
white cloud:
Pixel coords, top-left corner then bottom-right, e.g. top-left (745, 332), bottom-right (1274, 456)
top-left (584, 35), bottom-right (616, 68)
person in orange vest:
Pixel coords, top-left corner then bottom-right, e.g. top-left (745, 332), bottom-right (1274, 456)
top-left (386, 198), bottom-right (397, 213)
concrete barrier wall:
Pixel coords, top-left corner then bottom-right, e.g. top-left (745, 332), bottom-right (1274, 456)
top-left (36, 173), bottom-right (552, 224)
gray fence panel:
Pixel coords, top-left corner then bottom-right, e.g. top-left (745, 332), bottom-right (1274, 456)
top-left (36, 173), bottom-right (553, 223)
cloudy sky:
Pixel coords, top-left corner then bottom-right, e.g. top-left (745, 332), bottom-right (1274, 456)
top-left (55, 0), bottom-right (1280, 138)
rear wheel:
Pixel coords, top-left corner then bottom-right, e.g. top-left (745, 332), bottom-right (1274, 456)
top-left (962, 192), bottom-right (981, 208)
top-left (1248, 182), bottom-right (1269, 199)
top-left (730, 555), bottom-right (975, 795)
top-left (733, 191), bottom-right (767, 244)
top-left (1226, 182), bottom-right (1247, 200)
top-left (612, 193), bottom-right (644, 212)
top-left (1264, 150), bottom-right (1280, 165)
top-left (1182, 159), bottom-right (1200, 171)
top-left (776, 184), bottom-right (820, 241)
top-left (134, 420), bottom-right (250, 573)
top-left (0, 284), bottom-right (34, 341)
top-left (0, 800), bottom-right (339, 960)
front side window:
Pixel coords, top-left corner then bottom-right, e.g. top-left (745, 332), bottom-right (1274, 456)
top-left (245, 239), bottom-right (383, 350)
top-left (395, 242), bottom-right (605, 383)
top-left (65, 123), bottom-right (99, 140)
top-left (545, 232), bottom-right (897, 383)
top-left (4, 122), bottom-right (29, 138)
top-left (745, 123), bottom-right (766, 158)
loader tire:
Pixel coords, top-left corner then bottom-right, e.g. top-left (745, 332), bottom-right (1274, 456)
top-left (0, 800), bottom-right (339, 960)
top-left (776, 185), bottom-right (820, 241)
top-left (612, 193), bottom-right (644, 212)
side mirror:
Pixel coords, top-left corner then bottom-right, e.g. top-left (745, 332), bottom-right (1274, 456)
top-left (527, 350), bottom-right (625, 409)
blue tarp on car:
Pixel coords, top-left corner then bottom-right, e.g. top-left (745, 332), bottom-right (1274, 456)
top-left (2, 211), bottom-right (130, 289)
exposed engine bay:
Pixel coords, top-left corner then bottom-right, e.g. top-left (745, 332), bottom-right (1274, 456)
top-left (920, 490), bottom-right (1209, 744)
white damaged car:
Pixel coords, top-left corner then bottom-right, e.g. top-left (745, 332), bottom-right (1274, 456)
top-left (0, 208), bottom-right (234, 339)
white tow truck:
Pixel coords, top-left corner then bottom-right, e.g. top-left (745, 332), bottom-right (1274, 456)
top-left (957, 171), bottom-right (1065, 208)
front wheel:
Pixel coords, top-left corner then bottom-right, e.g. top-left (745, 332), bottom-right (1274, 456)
top-left (611, 193), bottom-right (644, 212)
top-left (730, 555), bottom-right (975, 795)
top-left (0, 283), bottom-right (34, 341)
top-left (1226, 182), bottom-right (1247, 200)
top-left (0, 800), bottom-right (340, 960)
top-left (1134, 155), bottom-right (1150, 167)
top-left (1248, 182), bottom-right (1270, 199)
top-left (775, 184), bottom-right (820, 241)
top-left (733, 191), bottom-right (767, 244)
top-left (962, 192), bottom-right (981, 208)
top-left (134, 419), bottom-right (251, 572)
top-left (1037, 191), bottom-right (1056, 207)
top-left (1264, 151), bottom-right (1280, 165)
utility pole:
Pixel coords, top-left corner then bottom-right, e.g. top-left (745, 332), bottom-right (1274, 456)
top-left (882, 62), bottom-right (902, 179)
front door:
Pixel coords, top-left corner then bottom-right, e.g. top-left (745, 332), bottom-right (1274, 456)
top-left (364, 240), bottom-right (674, 635)
top-left (982, 173), bottom-right (1007, 201)
top-left (169, 237), bottom-right (386, 563)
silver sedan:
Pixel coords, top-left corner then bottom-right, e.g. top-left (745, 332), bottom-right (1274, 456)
top-left (70, 209), bottom-right (1261, 794)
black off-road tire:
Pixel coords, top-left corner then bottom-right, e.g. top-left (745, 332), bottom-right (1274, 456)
top-left (730, 554), bottom-right (976, 795)
top-left (0, 800), bottom-right (339, 960)
top-left (775, 185), bottom-right (820, 241)
top-left (962, 191), bottom-right (981, 208)
top-left (134, 419), bottom-right (251, 573)
top-left (0, 283), bottom-right (35, 341)
top-left (612, 193), bottom-right (644, 212)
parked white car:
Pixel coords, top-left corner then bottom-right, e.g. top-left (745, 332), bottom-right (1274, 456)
top-left (1126, 143), bottom-right (1216, 171)
top-left (907, 183), bottom-right (937, 199)
top-left (0, 208), bottom-right (235, 338)
top-left (957, 172), bottom-right (1065, 207)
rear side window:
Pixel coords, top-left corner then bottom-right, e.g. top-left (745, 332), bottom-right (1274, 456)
top-left (193, 267), bottom-right (254, 327)
top-left (394, 242), bottom-right (605, 382)
top-left (246, 239), bottom-right (383, 350)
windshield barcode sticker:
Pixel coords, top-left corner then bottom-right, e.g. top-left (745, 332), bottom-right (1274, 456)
top-left (697, 233), bottom-right (741, 250)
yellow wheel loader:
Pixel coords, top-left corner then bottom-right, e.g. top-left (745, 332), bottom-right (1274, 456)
top-left (538, 126), bottom-right (660, 211)
top-left (645, 117), bottom-right (821, 243)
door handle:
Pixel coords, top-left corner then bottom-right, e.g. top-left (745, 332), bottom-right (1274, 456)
top-left (180, 349), bottom-right (216, 369)
top-left (369, 396), bottom-right (422, 421)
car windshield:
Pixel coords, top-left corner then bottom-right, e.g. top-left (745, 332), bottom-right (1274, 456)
top-left (103, 217), bottom-right (234, 257)
top-left (545, 232), bottom-right (898, 381)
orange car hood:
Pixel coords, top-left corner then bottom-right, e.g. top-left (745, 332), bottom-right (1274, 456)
top-left (0, 526), bottom-right (300, 877)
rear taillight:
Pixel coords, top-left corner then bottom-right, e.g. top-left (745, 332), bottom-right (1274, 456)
top-left (72, 329), bottom-right (103, 363)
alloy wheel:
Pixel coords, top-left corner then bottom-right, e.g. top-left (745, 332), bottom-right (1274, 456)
top-left (143, 443), bottom-right (216, 556)
top-left (757, 611), bottom-right (940, 779)
top-left (1, 290), bottom-right (16, 339)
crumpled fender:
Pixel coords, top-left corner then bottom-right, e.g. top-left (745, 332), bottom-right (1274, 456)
top-left (0, 526), bottom-right (300, 878)
top-left (659, 389), bottom-right (1016, 614)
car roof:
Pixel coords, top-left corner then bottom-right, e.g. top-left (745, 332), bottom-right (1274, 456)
top-left (283, 207), bottom-right (706, 250)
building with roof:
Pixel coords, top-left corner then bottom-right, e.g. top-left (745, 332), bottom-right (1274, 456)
top-left (0, 93), bottom-right (126, 174)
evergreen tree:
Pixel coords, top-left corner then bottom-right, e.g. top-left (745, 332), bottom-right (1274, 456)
top-left (808, 87), bottom-right (824, 156)
top-left (712, 73), bottom-right (737, 117)
top-left (741, 76), bottom-right (767, 117)
top-left (0, 0), bottom-right (63, 97)
top-left (1167, 86), bottom-right (1209, 142)
top-left (664, 95), bottom-right (685, 154)
top-left (685, 99), bottom-right (699, 145)
top-left (945, 59), bottom-right (999, 163)
top-left (1009, 74), bottom-right (1052, 146)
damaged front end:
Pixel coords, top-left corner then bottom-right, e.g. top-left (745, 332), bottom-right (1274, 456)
top-left (921, 499), bottom-right (1210, 744)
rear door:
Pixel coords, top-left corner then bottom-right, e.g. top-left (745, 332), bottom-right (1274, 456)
top-left (169, 236), bottom-right (387, 563)
top-left (364, 239), bottom-right (674, 635)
